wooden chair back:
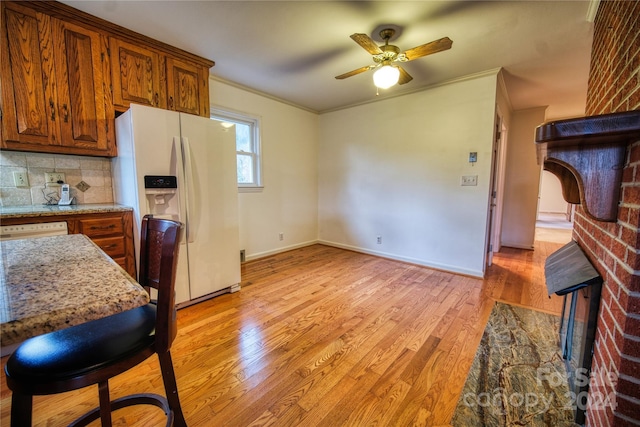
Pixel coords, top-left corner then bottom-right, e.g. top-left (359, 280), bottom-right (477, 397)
top-left (138, 215), bottom-right (182, 353)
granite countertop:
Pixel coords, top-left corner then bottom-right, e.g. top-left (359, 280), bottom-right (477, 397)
top-left (0, 203), bottom-right (132, 219)
top-left (0, 234), bottom-right (149, 348)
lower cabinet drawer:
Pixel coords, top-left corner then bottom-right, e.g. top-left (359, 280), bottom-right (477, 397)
top-left (78, 217), bottom-right (124, 237)
top-left (91, 236), bottom-right (126, 258)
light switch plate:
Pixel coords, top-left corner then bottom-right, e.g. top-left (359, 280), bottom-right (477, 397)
top-left (461, 175), bottom-right (478, 186)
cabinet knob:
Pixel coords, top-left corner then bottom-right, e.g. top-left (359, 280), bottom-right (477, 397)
top-left (154, 93), bottom-right (159, 106)
top-left (62, 104), bottom-right (69, 123)
top-left (169, 96), bottom-right (174, 109)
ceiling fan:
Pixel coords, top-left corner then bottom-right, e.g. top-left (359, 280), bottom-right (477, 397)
top-left (335, 28), bottom-right (453, 89)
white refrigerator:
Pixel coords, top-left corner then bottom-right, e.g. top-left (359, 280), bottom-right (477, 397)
top-left (113, 104), bottom-right (240, 306)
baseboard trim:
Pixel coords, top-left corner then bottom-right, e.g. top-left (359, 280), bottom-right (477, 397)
top-left (501, 241), bottom-right (535, 250)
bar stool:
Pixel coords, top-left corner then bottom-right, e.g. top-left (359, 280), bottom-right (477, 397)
top-left (5, 215), bottom-right (187, 427)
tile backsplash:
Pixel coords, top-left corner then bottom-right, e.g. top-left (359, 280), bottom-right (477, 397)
top-left (0, 151), bottom-right (113, 206)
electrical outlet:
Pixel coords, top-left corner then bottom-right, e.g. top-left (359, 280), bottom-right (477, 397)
top-left (279, 232), bottom-right (284, 241)
top-left (45, 172), bottom-right (66, 187)
top-left (376, 235), bottom-right (382, 244)
top-left (13, 172), bottom-right (29, 187)
top-left (461, 175), bottom-right (478, 186)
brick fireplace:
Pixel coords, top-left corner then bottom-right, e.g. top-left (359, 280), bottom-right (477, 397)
top-left (573, 1), bottom-right (640, 425)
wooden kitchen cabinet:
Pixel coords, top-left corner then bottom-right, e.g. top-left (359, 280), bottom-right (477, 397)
top-left (0, 2), bottom-right (53, 150)
top-left (166, 56), bottom-right (210, 117)
top-left (110, 39), bottom-right (210, 117)
top-left (75, 214), bottom-right (135, 276)
top-left (1, 1), bottom-right (116, 157)
top-left (109, 37), bottom-right (166, 111)
top-left (1, 0), bottom-right (213, 158)
top-left (0, 210), bottom-right (137, 278)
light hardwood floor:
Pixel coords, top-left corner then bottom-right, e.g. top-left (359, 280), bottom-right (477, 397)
top-left (1, 241), bottom-right (566, 426)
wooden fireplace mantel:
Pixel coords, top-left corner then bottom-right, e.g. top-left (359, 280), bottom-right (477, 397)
top-left (535, 110), bottom-right (640, 222)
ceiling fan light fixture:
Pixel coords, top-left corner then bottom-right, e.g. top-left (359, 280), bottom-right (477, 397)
top-left (373, 65), bottom-right (400, 89)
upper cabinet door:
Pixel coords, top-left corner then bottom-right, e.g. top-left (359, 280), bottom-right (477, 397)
top-left (1, 2), bottom-right (59, 147)
top-left (52, 18), bottom-right (113, 153)
top-left (110, 37), bottom-right (165, 111)
top-left (1, 2), bottom-right (115, 156)
top-left (166, 57), bottom-right (210, 117)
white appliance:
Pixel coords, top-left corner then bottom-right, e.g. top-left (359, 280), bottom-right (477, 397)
top-left (113, 104), bottom-right (240, 306)
top-left (0, 222), bottom-right (68, 241)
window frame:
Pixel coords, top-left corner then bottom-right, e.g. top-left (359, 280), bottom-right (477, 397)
top-left (210, 107), bottom-right (263, 191)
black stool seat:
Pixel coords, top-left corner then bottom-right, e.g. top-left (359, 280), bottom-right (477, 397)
top-left (7, 305), bottom-right (156, 386)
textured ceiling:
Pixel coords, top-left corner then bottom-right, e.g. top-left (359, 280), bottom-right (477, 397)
top-left (62, 0), bottom-right (596, 119)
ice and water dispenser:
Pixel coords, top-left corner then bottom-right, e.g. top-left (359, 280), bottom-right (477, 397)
top-left (144, 175), bottom-right (180, 221)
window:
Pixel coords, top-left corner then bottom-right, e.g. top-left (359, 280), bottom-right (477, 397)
top-left (211, 108), bottom-right (262, 190)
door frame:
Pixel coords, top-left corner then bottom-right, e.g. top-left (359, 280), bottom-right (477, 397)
top-left (486, 107), bottom-right (508, 267)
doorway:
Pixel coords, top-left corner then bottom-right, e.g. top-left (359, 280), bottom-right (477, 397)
top-left (535, 170), bottom-right (573, 244)
top-left (486, 109), bottom-right (508, 267)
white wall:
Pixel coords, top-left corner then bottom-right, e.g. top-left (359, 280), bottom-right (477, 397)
top-left (500, 107), bottom-right (546, 249)
top-left (318, 73), bottom-right (498, 277)
top-left (209, 79), bottom-right (319, 260)
top-left (210, 71), bottom-right (542, 278)
top-left (538, 170), bottom-right (568, 214)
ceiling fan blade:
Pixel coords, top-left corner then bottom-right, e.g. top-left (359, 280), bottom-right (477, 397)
top-left (398, 66), bottom-right (413, 85)
top-left (350, 33), bottom-right (383, 55)
top-left (403, 37), bottom-right (453, 61)
top-left (335, 65), bottom-right (374, 80)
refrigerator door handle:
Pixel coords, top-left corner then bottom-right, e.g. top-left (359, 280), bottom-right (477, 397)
top-left (181, 137), bottom-right (198, 243)
top-left (173, 136), bottom-right (188, 244)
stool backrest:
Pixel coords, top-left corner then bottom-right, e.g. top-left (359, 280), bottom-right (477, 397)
top-left (139, 215), bottom-right (182, 353)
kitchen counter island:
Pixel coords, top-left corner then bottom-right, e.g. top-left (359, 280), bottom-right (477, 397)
top-left (0, 234), bottom-right (149, 353)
